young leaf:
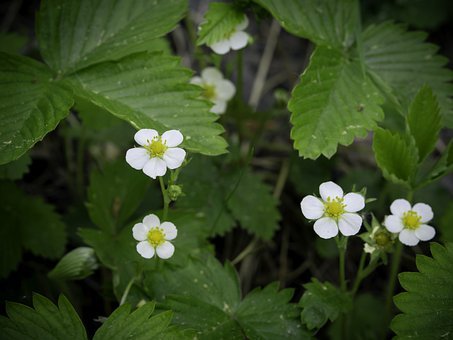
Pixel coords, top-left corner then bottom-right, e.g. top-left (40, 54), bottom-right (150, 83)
top-left (407, 85), bottom-right (442, 162)
top-left (2, 294), bottom-right (87, 340)
top-left (288, 46), bottom-right (384, 159)
top-left (392, 243), bottom-right (453, 338)
top-left (254, 0), bottom-right (359, 50)
top-left (68, 52), bottom-right (227, 156)
top-left (0, 53), bottom-right (73, 165)
top-left (372, 129), bottom-right (418, 186)
top-left (37, 0), bottom-right (187, 74)
top-left (48, 247), bottom-right (98, 281)
top-left (197, 2), bottom-right (246, 46)
top-left (362, 22), bottom-right (453, 127)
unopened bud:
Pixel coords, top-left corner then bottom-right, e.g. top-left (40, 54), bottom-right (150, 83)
top-left (168, 184), bottom-right (183, 201)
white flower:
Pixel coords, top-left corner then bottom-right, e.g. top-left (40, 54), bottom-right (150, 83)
top-left (132, 214), bottom-right (177, 259)
top-left (300, 181), bottom-right (365, 239)
top-left (383, 199), bottom-right (435, 246)
top-left (125, 129), bottom-right (186, 179)
top-left (190, 67), bottom-right (235, 114)
top-left (208, 16), bottom-right (250, 55)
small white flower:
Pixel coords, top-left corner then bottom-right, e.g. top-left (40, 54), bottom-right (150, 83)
top-left (125, 129), bottom-right (186, 179)
top-left (191, 67), bottom-right (235, 114)
top-left (208, 16), bottom-right (250, 55)
top-left (300, 181), bottom-right (365, 239)
top-left (383, 199), bottom-right (435, 246)
top-left (132, 214), bottom-right (177, 259)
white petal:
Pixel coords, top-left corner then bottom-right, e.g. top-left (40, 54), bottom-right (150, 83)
top-left (209, 40), bottom-right (230, 55)
top-left (190, 76), bottom-right (203, 85)
top-left (161, 130), bottom-right (183, 147)
top-left (390, 199), bottom-right (411, 217)
top-left (156, 241), bottom-right (175, 259)
top-left (161, 222), bottom-right (177, 240)
top-left (143, 157), bottom-right (167, 179)
top-left (236, 16), bottom-right (249, 30)
top-left (201, 67), bottom-right (223, 83)
top-left (136, 241), bottom-right (155, 259)
top-left (412, 203), bottom-right (433, 223)
top-left (143, 214), bottom-right (160, 229)
top-left (399, 229), bottom-right (419, 246)
top-left (132, 223), bottom-right (149, 241)
top-left (134, 129), bottom-right (158, 146)
top-left (215, 79), bottom-right (236, 101)
top-left (343, 193), bottom-right (365, 212)
top-left (415, 224), bottom-right (436, 241)
top-left (163, 148), bottom-right (186, 169)
top-left (229, 31), bottom-right (249, 50)
top-left (210, 100), bottom-right (227, 114)
top-left (300, 195), bottom-right (324, 220)
top-left (338, 213), bottom-right (362, 236)
top-left (384, 215), bottom-right (404, 233)
top-left (313, 217), bottom-right (338, 239)
top-left (319, 181), bottom-right (344, 201)
top-left (125, 147), bottom-right (149, 170)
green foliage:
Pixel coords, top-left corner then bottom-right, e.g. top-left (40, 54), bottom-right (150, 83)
top-left (0, 153), bottom-right (31, 180)
top-left (392, 243), bottom-right (453, 339)
top-left (0, 294), bottom-right (87, 340)
top-left (439, 202), bottom-right (453, 243)
top-left (0, 33), bottom-right (27, 54)
top-left (197, 2), bottom-right (246, 46)
top-left (289, 46), bottom-right (384, 159)
top-left (37, 0), bottom-right (187, 74)
top-left (0, 53), bottom-right (73, 165)
top-left (146, 254), bottom-right (309, 339)
top-left (427, 140), bottom-right (453, 183)
top-left (0, 181), bottom-right (66, 278)
top-left (299, 278), bottom-right (352, 331)
top-left (48, 247), bottom-right (98, 281)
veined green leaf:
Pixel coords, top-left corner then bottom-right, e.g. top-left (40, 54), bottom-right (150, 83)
top-left (0, 53), bottom-right (73, 165)
top-left (288, 46), bottom-right (384, 159)
top-left (68, 52), bottom-right (227, 155)
top-left (37, 0), bottom-right (187, 74)
top-left (253, 0), bottom-right (359, 50)
top-left (48, 247), bottom-right (98, 281)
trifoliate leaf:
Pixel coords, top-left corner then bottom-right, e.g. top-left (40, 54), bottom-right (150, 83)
top-left (288, 46), bottom-right (384, 159)
top-left (48, 247), bottom-right (98, 281)
top-left (362, 22), bottom-right (453, 127)
top-left (68, 52), bottom-right (227, 156)
top-left (0, 53), bottom-right (73, 165)
top-left (253, 0), bottom-right (359, 50)
top-left (0, 153), bottom-right (31, 180)
top-left (1, 294), bottom-right (87, 340)
top-left (299, 278), bottom-right (352, 331)
top-left (37, 0), bottom-right (187, 74)
top-left (372, 129), bottom-right (419, 186)
top-left (392, 243), bottom-right (453, 339)
top-left (197, 2), bottom-right (246, 47)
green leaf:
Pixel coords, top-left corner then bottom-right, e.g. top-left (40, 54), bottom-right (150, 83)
top-left (0, 153), bottom-right (31, 180)
top-left (407, 85), bottom-right (442, 162)
top-left (392, 243), bottom-right (453, 339)
top-left (372, 128), bottom-right (419, 186)
top-left (0, 33), bottom-right (27, 54)
top-left (0, 53), bottom-right (73, 165)
top-left (427, 140), bottom-right (453, 182)
top-left (68, 52), bottom-right (227, 155)
top-left (439, 202), bottom-right (453, 243)
top-left (254, 0), bottom-right (359, 50)
top-left (197, 2), bottom-right (246, 46)
top-left (37, 0), bottom-right (187, 74)
top-left (48, 247), bottom-right (98, 281)
top-left (2, 294), bottom-right (87, 340)
top-left (288, 46), bottom-right (384, 159)
top-left (299, 278), bottom-right (352, 331)
top-left (362, 22), bottom-right (453, 127)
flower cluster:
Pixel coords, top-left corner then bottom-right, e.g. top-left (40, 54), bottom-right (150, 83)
top-left (208, 16), bottom-right (250, 55)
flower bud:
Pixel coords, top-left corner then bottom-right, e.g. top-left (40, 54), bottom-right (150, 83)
top-left (168, 184), bottom-right (183, 201)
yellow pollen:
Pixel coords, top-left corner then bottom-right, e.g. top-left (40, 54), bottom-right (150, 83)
top-left (145, 137), bottom-right (167, 158)
top-left (147, 228), bottom-right (165, 247)
top-left (324, 197), bottom-right (345, 218)
top-left (203, 84), bottom-right (217, 101)
top-left (402, 211), bottom-right (421, 230)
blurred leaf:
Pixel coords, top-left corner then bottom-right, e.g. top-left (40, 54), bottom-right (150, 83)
top-left (1, 294), bottom-right (87, 340)
top-left (427, 140), bottom-right (453, 183)
top-left (407, 85), bottom-right (442, 162)
top-left (299, 278), bottom-right (352, 331)
top-left (0, 33), bottom-right (27, 54)
top-left (289, 156), bottom-right (331, 195)
top-left (48, 247), bottom-right (98, 281)
top-left (289, 46), bottom-right (384, 159)
top-left (37, 0), bottom-right (186, 74)
top-left (314, 239), bottom-right (338, 260)
top-left (0, 153), bottom-right (31, 180)
top-left (439, 202), bottom-right (453, 243)
top-left (0, 53), bottom-right (73, 165)
top-left (197, 2), bottom-right (245, 46)
top-left (392, 243), bottom-right (453, 338)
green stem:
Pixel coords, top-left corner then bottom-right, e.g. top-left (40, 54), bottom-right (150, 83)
top-left (351, 252), bottom-right (366, 296)
top-left (159, 177), bottom-right (170, 220)
top-left (336, 236), bottom-right (348, 291)
top-left (119, 277), bottom-right (135, 305)
top-left (385, 241), bottom-right (403, 314)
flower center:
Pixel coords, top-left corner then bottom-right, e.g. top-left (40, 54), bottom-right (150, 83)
top-left (375, 230), bottom-right (391, 247)
top-left (145, 137), bottom-right (167, 158)
top-left (203, 84), bottom-right (217, 101)
top-left (324, 197), bottom-right (345, 218)
top-left (402, 210), bottom-right (421, 230)
top-left (147, 228), bottom-right (165, 248)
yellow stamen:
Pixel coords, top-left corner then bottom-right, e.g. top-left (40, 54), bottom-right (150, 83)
top-left (203, 84), bottom-right (217, 101)
top-left (145, 137), bottom-right (167, 158)
top-left (147, 228), bottom-right (165, 248)
top-left (324, 197), bottom-right (345, 219)
top-left (402, 211), bottom-right (421, 230)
